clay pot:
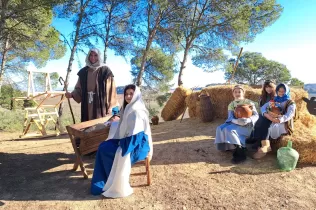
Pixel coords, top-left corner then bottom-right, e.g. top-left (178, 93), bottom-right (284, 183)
top-left (151, 116), bottom-right (159, 125)
top-left (234, 104), bottom-right (253, 119)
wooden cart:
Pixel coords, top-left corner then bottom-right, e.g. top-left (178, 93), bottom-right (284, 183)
top-left (66, 117), bottom-right (151, 185)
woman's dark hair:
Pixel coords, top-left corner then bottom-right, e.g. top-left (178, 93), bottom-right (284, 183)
top-left (260, 80), bottom-right (276, 106)
top-left (123, 84), bottom-right (136, 109)
top-left (276, 83), bottom-right (286, 92)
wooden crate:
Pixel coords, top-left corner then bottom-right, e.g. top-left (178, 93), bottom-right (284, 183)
top-left (66, 117), bottom-right (152, 185)
top-left (66, 116), bottom-right (111, 178)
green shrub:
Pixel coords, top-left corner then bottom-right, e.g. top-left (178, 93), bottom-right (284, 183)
top-left (0, 109), bottom-right (24, 131)
top-left (156, 92), bottom-right (171, 107)
top-left (0, 84), bottom-right (24, 110)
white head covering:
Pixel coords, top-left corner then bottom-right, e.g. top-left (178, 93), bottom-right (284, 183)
top-left (114, 85), bottom-right (149, 139)
top-left (102, 85), bottom-right (153, 198)
top-left (85, 48), bottom-right (107, 70)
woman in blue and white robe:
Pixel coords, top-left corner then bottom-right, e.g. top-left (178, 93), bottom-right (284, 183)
top-left (91, 84), bottom-right (153, 198)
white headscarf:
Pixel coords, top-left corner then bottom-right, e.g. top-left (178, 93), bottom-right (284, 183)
top-left (114, 85), bottom-right (149, 139)
top-left (85, 48), bottom-right (107, 70)
top-left (102, 85), bottom-right (153, 198)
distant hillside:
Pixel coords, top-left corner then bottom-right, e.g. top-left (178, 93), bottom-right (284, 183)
top-left (304, 83), bottom-right (316, 93)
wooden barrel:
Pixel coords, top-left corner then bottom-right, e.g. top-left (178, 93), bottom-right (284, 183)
top-left (199, 95), bottom-right (214, 122)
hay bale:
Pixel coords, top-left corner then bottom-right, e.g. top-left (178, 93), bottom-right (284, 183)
top-left (271, 122), bottom-right (316, 165)
top-left (290, 88), bottom-right (309, 113)
top-left (187, 86), bottom-right (311, 120)
top-left (187, 85), bottom-right (260, 119)
top-left (298, 111), bottom-right (316, 128)
top-left (185, 91), bottom-right (200, 118)
top-left (161, 87), bottom-right (190, 121)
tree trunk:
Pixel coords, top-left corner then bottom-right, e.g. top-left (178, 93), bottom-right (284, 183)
top-left (136, 31), bottom-right (156, 87)
top-left (0, 37), bottom-right (9, 94)
top-left (0, 0), bottom-right (8, 40)
top-left (103, 47), bottom-right (107, 64)
top-left (103, 31), bottom-right (109, 63)
top-left (136, 7), bottom-right (161, 87)
top-left (57, 2), bottom-right (86, 126)
top-left (103, 6), bottom-right (112, 64)
top-left (178, 41), bottom-right (191, 86)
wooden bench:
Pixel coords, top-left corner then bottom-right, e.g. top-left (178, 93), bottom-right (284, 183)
top-left (66, 117), bottom-right (151, 185)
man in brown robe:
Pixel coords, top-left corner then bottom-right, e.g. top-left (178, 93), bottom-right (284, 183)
top-left (66, 48), bottom-right (119, 122)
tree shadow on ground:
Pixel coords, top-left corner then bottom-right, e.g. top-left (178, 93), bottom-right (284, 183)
top-left (0, 152), bottom-right (99, 201)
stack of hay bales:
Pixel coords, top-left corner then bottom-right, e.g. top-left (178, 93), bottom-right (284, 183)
top-left (161, 87), bottom-right (190, 121)
top-left (186, 85), bottom-right (261, 119)
top-left (186, 85), bottom-right (312, 119)
top-left (184, 85), bottom-right (316, 164)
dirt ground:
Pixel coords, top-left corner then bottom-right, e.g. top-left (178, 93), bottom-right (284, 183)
top-left (1, 118), bottom-right (316, 210)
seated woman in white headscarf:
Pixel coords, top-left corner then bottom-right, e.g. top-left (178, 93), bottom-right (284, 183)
top-left (91, 84), bottom-right (153, 198)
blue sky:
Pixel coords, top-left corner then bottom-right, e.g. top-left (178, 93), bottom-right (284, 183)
top-left (29, 0), bottom-right (316, 90)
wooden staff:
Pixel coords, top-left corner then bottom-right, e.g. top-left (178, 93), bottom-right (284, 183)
top-left (59, 77), bottom-right (76, 124)
top-left (227, 47), bottom-right (243, 84)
